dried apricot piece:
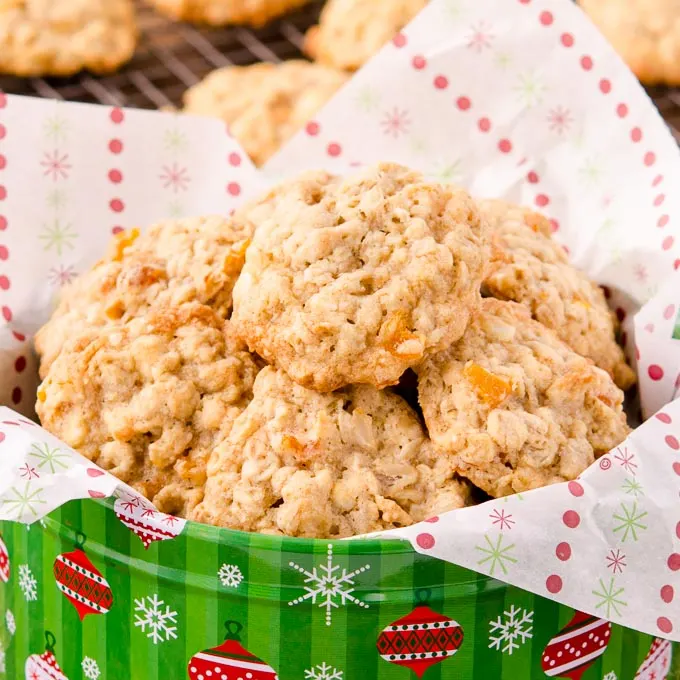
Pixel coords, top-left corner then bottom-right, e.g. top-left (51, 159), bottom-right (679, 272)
top-left (379, 312), bottom-right (424, 360)
top-left (464, 363), bottom-right (512, 408)
top-left (111, 227), bottom-right (140, 262)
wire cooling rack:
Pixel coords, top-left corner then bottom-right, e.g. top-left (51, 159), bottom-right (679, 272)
top-left (0, 0), bottom-right (679, 142)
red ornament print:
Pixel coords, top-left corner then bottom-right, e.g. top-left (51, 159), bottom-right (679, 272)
top-left (187, 621), bottom-right (278, 680)
top-left (542, 611), bottom-right (611, 679)
top-left (634, 637), bottom-right (672, 679)
top-left (0, 532), bottom-right (10, 582)
top-left (114, 493), bottom-right (186, 549)
top-left (25, 632), bottom-right (70, 680)
top-left (53, 532), bottom-right (113, 620)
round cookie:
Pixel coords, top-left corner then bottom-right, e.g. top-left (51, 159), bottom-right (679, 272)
top-left (230, 163), bottom-right (487, 391)
top-left (183, 61), bottom-right (348, 166)
top-left (147, 0), bottom-right (310, 27)
top-left (35, 215), bottom-right (251, 377)
top-left (193, 366), bottom-right (472, 538)
top-left (36, 303), bottom-right (260, 517)
top-left (417, 299), bottom-right (630, 498)
top-left (0, 0), bottom-right (137, 77)
top-left (481, 199), bottom-right (635, 390)
top-left (305, 0), bottom-right (428, 71)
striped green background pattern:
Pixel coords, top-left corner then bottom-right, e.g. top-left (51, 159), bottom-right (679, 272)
top-left (0, 498), bottom-right (677, 679)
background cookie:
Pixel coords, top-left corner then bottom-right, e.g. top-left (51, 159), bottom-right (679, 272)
top-left (417, 299), bottom-right (630, 498)
top-left (193, 366), bottom-right (472, 538)
top-left (183, 60), bottom-right (347, 166)
top-left (35, 215), bottom-right (251, 377)
top-left (305, 0), bottom-right (428, 71)
top-left (579, 0), bottom-right (680, 85)
top-left (0, 0), bottom-right (137, 77)
top-left (481, 199), bottom-right (635, 390)
top-left (36, 303), bottom-right (260, 517)
top-left (231, 163), bottom-right (487, 391)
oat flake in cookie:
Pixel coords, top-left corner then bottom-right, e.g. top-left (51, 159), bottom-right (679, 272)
top-left (147, 0), bottom-right (310, 26)
top-left (36, 303), bottom-right (260, 517)
top-left (193, 367), bottom-right (472, 538)
top-left (231, 163), bottom-right (487, 392)
top-left (418, 299), bottom-right (630, 498)
top-left (481, 199), bottom-right (635, 390)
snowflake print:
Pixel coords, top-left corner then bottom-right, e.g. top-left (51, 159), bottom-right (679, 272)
top-left (218, 564), bottom-right (243, 589)
top-left (514, 72), bottom-right (547, 108)
top-left (579, 159), bottom-right (604, 187)
top-left (489, 508), bottom-right (515, 531)
top-left (621, 477), bottom-right (643, 497)
top-left (603, 673), bottom-right (617, 680)
top-left (614, 447), bottom-right (637, 475)
top-left (41, 150), bottom-right (72, 181)
top-left (432, 160), bottom-right (462, 183)
top-left (48, 264), bottom-right (77, 287)
top-left (160, 163), bottom-right (191, 193)
top-left (18, 563), bottom-right (38, 602)
top-left (167, 200), bottom-right (185, 219)
top-left (443, 0), bottom-right (466, 20)
top-left (46, 188), bottom-right (67, 211)
top-left (81, 657), bottom-right (100, 680)
top-left (606, 549), bottom-right (627, 574)
top-left (466, 21), bottom-right (494, 52)
top-left (288, 544), bottom-right (370, 626)
top-left (44, 114), bottom-right (69, 143)
top-left (633, 263), bottom-right (648, 283)
top-left (612, 502), bottom-right (648, 542)
top-left (0, 641), bottom-right (4, 673)
top-left (305, 662), bottom-right (343, 679)
top-left (380, 108), bottom-right (411, 138)
top-left (593, 577), bottom-right (627, 618)
top-left (476, 533), bottom-right (517, 576)
top-left (2, 481), bottom-right (46, 519)
top-left (163, 128), bottom-right (188, 153)
top-left (488, 605), bottom-right (533, 655)
top-left (355, 86), bottom-right (381, 113)
top-left (117, 493), bottom-right (141, 513)
top-left (133, 594), bottom-right (178, 645)
top-left (547, 106), bottom-right (574, 134)
top-left (29, 442), bottom-right (71, 473)
top-left (5, 610), bottom-right (15, 636)
top-left (495, 51), bottom-right (513, 69)
top-left (39, 219), bottom-right (77, 256)
top-left (18, 463), bottom-right (39, 480)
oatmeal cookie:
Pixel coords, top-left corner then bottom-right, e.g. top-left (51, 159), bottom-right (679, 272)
top-left (579, 0), bottom-right (680, 85)
top-left (0, 0), bottom-right (137, 77)
top-left (305, 0), bottom-right (428, 71)
top-left (418, 299), bottom-right (630, 498)
top-left (36, 303), bottom-right (260, 516)
top-left (193, 366), bottom-right (472, 538)
top-left (148, 0), bottom-right (310, 27)
top-left (481, 199), bottom-right (635, 390)
top-left (230, 163), bottom-right (487, 391)
top-left (183, 61), bottom-right (348, 166)
top-left (35, 216), bottom-right (251, 377)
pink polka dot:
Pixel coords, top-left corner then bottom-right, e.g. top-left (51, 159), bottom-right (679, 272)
top-left (14, 356), bottom-right (25, 373)
top-left (657, 617), bottom-right (673, 634)
top-left (0, 245), bottom-right (6, 261)
top-left (393, 33), bottom-right (407, 48)
top-left (109, 199), bottom-right (124, 213)
top-left (498, 139), bottom-right (512, 153)
top-left (675, 259), bottom-right (680, 271)
top-left (527, 171), bottom-right (539, 183)
top-left (108, 169), bottom-right (122, 184)
top-left (434, 75), bottom-right (449, 89)
top-left (539, 10), bottom-right (554, 25)
top-left (535, 194), bottom-right (550, 207)
top-left (11, 387), bottom-right (21, 405)
top-left (1, 306), bottom-right (10, 322)
top-left (546, 575), bottom-right (563, 593)
top-left (658, 215), bottom-right (669, 228)
top-left (327, 142), bottom-right (342, 157)
top-left (561, 33), bottom-right (574, 47)
top-left (0, 124), bottom-right (5, 140)
top-left (631, 127), bottom-right (642, 142)
top-left (110, 108), bottom-right (124, 124)
top-left (305, 122), bottom-right (320, 136)
top-left (227, 152), bottom-right (242, 167)
top-left (648, 364), bottom-right (664, 381)
top-left (645, 152), bottom-right (656, 166)
top-left (599, 79), bottom-right (612, 94)
top-left (0, 216), bottom-right (6, 231)
top-left (563, 510), bottom-right (580, 528)
top-left (676, 522), bottom-right (680, 539)
top-left (0, 155), bottom-right (6, 170)
top-left (0, 432), bottom-right (4, 444)
top-left (0, 275), bottom-right (9, 290)
top-left (665, 435), bottom-right (679, 450)
top-left (616, 103), bottom-right (628, 118)
top-left (653, 174), bottom-right (663, 186)
top-left (581, 55), bottom-right (593, 70)
top-left (656, 412), bottom-right (672, 424)
top-left (668, 553), bottom-right (680, 571)
top-left (416, 533), bottom-right (435, 549)
top-left (227, 182), bottom-right (241, 196)
top-left (412, 55), bottom-right (427, 70)
top-left (425, 516), bottom-right (439, 523)
top-left (664, 305), bottom-right (675, 320)
top-left (456, 96), bottom-right (471, 111)
top-left (478, 117), bottom-right (491, 132)
top-left (108, 139), bottom-right (123, 154)
top-left (550, 219), bottom-right (559, 233)
top-left (519, 0), bottom-right (531, 4)
top-left (12, 331), bottom-right (24, 342)
top-left (0, 93), bottom-right (6, 108)
top-left (88, 490), bottom-right (106, 499)
top-left (662, 236), bottom-right (674, 251)
top-left (655, 194), bottom-right (666, 207)
top-left (0, 186), bottom-right (6, 201)
top-left (568, 481), bottom-right (584, 497)
top-left (556, 542), bottom-right (572, 561)
top-left (673, 462), bottom-right (680, 476)
top-left (661, 585), bottom-right (674, 603)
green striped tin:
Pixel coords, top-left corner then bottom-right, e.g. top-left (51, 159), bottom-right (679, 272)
top-left (0, 497), bottom-right (676, 679)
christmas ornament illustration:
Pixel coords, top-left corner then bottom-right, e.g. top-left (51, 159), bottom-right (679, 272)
top-left (53, 532), bottom-right (113, 620)
top-left (542, 611), bottom-right (612, 679)
top-left (187, 621), bottom-right (278, 680)
top-left (25, 632), bottom-right (70, 680)
top-left (114, 493), bottom-right (186, 549)
top-left (376, 591), bottom-right (464, 677)
top-left (634, 637), bottom-right (672, 679)
top-left (0, 533), bottom-right (10, 582)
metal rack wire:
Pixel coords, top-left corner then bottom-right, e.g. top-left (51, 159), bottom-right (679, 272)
top-left (0, 0), bottom-right (679, 141)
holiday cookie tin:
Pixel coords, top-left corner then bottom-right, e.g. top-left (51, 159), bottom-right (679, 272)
top-left (0, 497), bottom-right (676, 679)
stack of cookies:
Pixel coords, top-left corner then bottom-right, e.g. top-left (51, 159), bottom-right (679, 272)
top-left (35, 163), bottom-right (633, 539)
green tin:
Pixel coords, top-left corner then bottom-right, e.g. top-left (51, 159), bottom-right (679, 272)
top-left (0, 498), bottom-right (675, 679)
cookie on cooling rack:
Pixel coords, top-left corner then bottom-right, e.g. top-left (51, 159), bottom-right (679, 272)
top-left (0, 0), bottom-right (137, 77)
top-left (579, 0), bottom-right (680, 85)
top-left (230, 162), bottom-right (487, 391)
top-left (193, 366), bottom-right (473, 538)
top-left (183, 60), bottom-right (348, 166)
top-left (34, 216), bottom-right (251, 377)
top-left (417, 299), bottom-right (630, 498)
top-left (148, 0), bottom-right (310, 26)
top-left (305, 0), bottom-right (428, 71)
top-left (481, 199), bottom-right (635, 390)
top-left (36, 303), bottom-right (260, 517)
